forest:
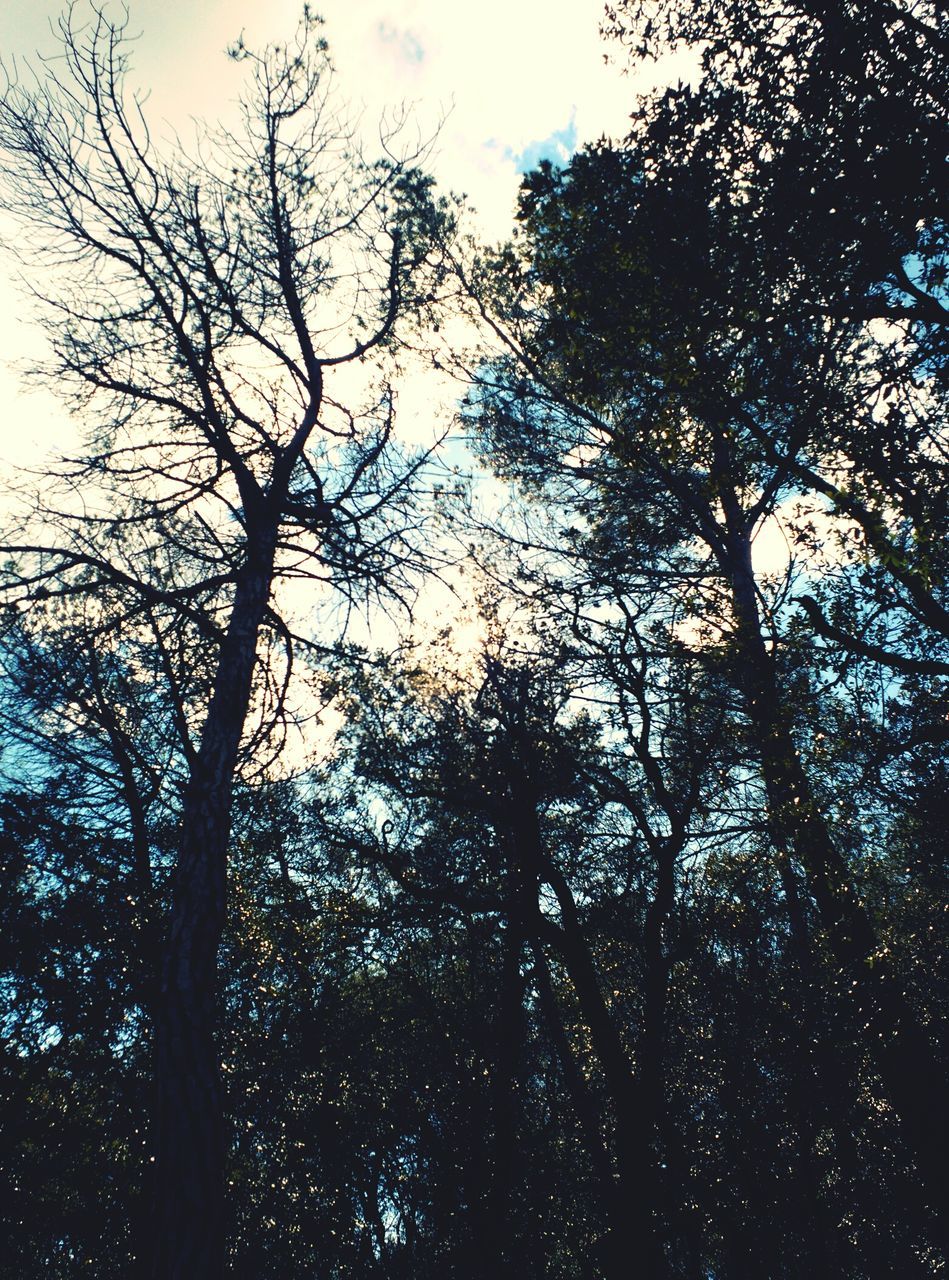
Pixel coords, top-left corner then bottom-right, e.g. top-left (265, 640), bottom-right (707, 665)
top-left (0, 0), bottom-right (946, 1276)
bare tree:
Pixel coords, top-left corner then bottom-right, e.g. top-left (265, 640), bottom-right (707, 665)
top-left (0, 5), bottom-right (452, 1274)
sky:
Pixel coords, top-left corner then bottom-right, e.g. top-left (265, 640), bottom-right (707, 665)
top-left (0, 0), bottom-right (696, 469)
top-left (0, 0), bottom-right (660, 233)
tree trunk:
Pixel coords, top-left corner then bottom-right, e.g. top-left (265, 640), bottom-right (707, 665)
top-left (531, 944), bottom-right (617, 1175)
top-left (539, 903), bottom-right (669, 1279)
top-left (152, 535), bottom-right (277, 1279)
top-left (716, 475), bottom-right (948, 1243)
top-left (521, 832), bottom-right (671, 1278)
top-left (478, 914), bottom-right (527, 1279)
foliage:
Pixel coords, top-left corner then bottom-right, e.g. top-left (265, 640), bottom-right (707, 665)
top-left (0, 0), bottom-right (946, 1276)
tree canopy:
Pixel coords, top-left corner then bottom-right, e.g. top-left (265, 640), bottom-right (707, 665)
top-left (0, 2), bottom-right (946, 1277)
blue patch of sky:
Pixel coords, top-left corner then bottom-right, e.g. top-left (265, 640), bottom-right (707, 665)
top-left (377, 21), bottom-right (425, 65)
top-left (507, 111), bottom-right (578, 174)
top-left (901, 250), bottom-right (947, 306)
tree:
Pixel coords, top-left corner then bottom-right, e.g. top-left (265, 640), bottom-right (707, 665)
top-left (317, 611), bottom-right (735, 1278)
top-left (603, 0), bottom-right (949, 654)
top-left (460, 16), bottom-right (947, 1251)
top-left (0, 782), bottom-right (152, 1276)
top-left (0, 6), bottom-right (451, 1274)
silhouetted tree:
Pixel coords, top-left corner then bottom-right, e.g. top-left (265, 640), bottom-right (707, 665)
top-left (0, 7), bottom-right (451, 1274)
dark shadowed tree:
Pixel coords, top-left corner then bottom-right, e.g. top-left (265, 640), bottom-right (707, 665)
top-left (456, 0), bottom-right (947, 1246)
top-left (0, 6), bottom-right (452, 1274)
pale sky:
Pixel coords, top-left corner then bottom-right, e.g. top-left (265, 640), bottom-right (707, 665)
top-left (0, 0), bottom-right (660, 227)
top-left (0, 0), bottom-right (696, 468)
